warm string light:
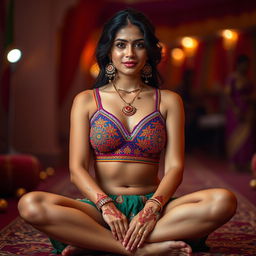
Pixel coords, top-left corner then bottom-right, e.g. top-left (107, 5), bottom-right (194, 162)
top-left (170, 37), bottom-right (198, 66)
top-left (181, 37), bottom-right (198, 57)
top-left (169, 29), bottom-right (239, 65)
top-left (221, 29), bottom-right (238, 50)
top-left (181, 37), bottom-right (196, 48)
top-left (171, 48), bottom-right (185, 66)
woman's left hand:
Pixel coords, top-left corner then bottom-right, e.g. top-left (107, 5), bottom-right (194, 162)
top-left (122, 202), bottom-right (160, 251)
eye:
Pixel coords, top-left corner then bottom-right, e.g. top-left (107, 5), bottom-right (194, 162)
top-left (115, 42), bottom-right (126, 49)
top-left (134, 41), bottom-right (145, 49)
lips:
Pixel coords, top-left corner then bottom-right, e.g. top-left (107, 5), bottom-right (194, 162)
top-left (123, 61), bottom-right (137, 68)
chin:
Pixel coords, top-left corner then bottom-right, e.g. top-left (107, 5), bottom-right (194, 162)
top-left (120, 69), bottom-right (141, 77)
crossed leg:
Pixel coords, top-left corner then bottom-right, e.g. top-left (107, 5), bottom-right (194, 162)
top-left (18, 188), bottom-right (236, 256)
top-left (18, 192), bottom-right (133, 255)
top-left (148, 188), bottom-right (237, 242)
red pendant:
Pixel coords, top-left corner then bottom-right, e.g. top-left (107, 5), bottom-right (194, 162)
top-left (122, 105), bottom-right (136, 116)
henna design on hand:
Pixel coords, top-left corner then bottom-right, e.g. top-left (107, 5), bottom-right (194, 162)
top-left (138, 207), bottom-right (158, 224)
top-left (103, 205), bottom-right (122, 219)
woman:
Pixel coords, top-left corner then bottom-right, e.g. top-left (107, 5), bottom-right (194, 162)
top-left (18, 9), bottom-right (237, 256)
top-left (225, 54), bottom-right (256, 172)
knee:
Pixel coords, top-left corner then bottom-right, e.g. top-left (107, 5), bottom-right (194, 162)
top-left (209, 189), bottom-right (237, 223)
top-left (18, 191), bottom-right (47, 225)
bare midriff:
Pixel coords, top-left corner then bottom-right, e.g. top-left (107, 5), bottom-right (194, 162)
top-left (94, 161), bottom-right (160, 195)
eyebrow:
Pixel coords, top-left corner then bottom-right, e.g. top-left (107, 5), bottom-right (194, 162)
top-left (114, 38), bottom-right (144, 43)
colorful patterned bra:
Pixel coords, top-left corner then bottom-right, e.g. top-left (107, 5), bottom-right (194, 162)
top-left (89, 88), bottom-right (167, 165)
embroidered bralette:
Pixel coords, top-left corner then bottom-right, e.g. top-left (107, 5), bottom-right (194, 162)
top-left (89, 88), bottom-right (167, 165)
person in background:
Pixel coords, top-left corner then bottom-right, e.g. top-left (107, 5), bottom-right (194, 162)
top-left (18, 9), bottom-right (237, 256)
top-left (225, 54), bottom-right (256, 172)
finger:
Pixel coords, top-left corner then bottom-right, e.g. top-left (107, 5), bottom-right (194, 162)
top-left (137, 230), bottom-right (147, 248)
top-left (114, 222), bottom-right (123, 242)
top-left (123, 218), bottom-right (129, 233)
top-left (126, 228), bottom-right (141, 251)
top-left (119, 221), bottom-right (128, 241)
top-left (109, 223), bottom-right (118, 240)
top-left (123, 224), bottom-right (135, 247)
top-left (130, 229), bottom-right (145, 251)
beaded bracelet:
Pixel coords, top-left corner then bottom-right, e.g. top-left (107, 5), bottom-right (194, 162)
top-left (95, 196), bottom-right (114, 211)
top-left (146, 198), bottom-right (163, 213)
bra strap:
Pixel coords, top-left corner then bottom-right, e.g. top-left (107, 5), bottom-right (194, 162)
top-left (93, 88), bottom-right (103, 110)
top-left (155, 88), bottom-right (160, 111)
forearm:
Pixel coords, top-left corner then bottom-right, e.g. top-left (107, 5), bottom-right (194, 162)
top-left (150, 167), bottom-right (183, 207)
top-left (70, 166), bottom-right (108, 204)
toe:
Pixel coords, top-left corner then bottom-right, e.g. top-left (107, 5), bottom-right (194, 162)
top-left (61, 246), bottom-right (69, 256)
top-left (167, 241), bottom-right (188, 249)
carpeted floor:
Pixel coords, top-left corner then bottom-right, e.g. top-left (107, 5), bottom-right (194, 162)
top-left (0, 157), bottom-right (256, 256)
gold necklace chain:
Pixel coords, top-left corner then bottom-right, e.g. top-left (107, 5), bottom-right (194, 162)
top-left (112, 81), bottom-right (142, 116)
top-left (117, 88), bottom-right (141, 94)
top-left (112, 81), bottom-right (142, 105)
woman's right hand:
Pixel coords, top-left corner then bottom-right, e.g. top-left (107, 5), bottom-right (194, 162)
top-left (101, 202), bottom-right (129, 242)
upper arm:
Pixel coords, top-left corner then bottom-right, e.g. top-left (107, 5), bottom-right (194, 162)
top-left (69, 90), bottom-right (95, 171)
top-left (162, 90), bottom-right (185, 172)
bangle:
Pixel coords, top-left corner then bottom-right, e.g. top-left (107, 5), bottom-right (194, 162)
top-left (147, 198), bottom-right (163, 212)
top-left (95, 196), bottom-right (114, 211)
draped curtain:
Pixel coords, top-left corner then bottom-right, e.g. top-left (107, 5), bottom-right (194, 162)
top-left (0, 0), bottom-right (14, 112)
top-left (57, 0), bottom-right (104, 107)
top-left (57, 0), bottom-right (256, 111)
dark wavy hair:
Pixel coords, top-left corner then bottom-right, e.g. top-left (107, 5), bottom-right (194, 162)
top-left (93, 8), bottom-right (163, 88)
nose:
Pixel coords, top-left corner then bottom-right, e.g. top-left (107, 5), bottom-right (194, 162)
top-left (125, 44), bottom-right (135, 58)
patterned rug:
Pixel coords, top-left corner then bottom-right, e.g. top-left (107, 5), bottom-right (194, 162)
top-left (0, 157), bottom-right (256, 256)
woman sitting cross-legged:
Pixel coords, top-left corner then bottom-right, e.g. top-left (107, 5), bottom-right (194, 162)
top-left (18, 9), bottom-right (237, 256)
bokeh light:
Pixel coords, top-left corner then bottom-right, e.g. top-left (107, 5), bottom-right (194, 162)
top-left (90, 62), bottom-right (99, 78)
top-left (221, 29), bottom-right (239, 50)
top-left (171, 48), bottom-right (185, 66)
top-left (7, 49), bottom-right (22, 63)
top-left (181, 37), bottom-right (198, 49)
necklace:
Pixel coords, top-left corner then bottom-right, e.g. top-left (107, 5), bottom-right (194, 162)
top-left (112, 81), bottom-right (142, 116)
top-left (117, 88), bottom-right (141, 94)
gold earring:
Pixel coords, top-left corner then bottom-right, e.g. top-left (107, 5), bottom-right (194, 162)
top-left (141, 63), bottom-right (152, 83)
top-left (105, 62), bottom-right (116, 82)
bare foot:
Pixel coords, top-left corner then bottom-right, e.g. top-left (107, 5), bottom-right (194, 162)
top-left (61, 245), bottom-right (88, 256)
top-left (135, 241), bottom-right (192, 256)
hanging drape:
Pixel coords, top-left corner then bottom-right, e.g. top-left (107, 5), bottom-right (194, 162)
top-left (0, 0), bottom-right (14, 112)
top-left (57, 0), bottom-right (104, 107)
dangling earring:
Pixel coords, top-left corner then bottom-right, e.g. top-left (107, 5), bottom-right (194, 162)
top-left (105, 62), bottom-right (116, 82)
top-left (141, 63), bottom-right (152, 83)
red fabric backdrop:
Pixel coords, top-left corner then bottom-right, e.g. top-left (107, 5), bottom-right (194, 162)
top-left (57, 0), bottom-right (256, 105)
top-left (57, 0), bottom-right (104, 106)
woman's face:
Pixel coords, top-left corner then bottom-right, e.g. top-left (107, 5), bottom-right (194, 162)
top-left (110, 23), bottom-right (148, 79)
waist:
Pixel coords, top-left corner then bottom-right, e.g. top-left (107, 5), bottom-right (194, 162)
top-left (94, 161), bottom-right (160, 195)
top-left (100, 185), bottom-right (158, 195)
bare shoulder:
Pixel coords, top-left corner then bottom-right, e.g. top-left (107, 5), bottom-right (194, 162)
top-left (160, 89), bottom-right (184, 109)
top-left (73, 90), bottom-right (94, 105)
top-left (71, 89), bottom-right (95, 115)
